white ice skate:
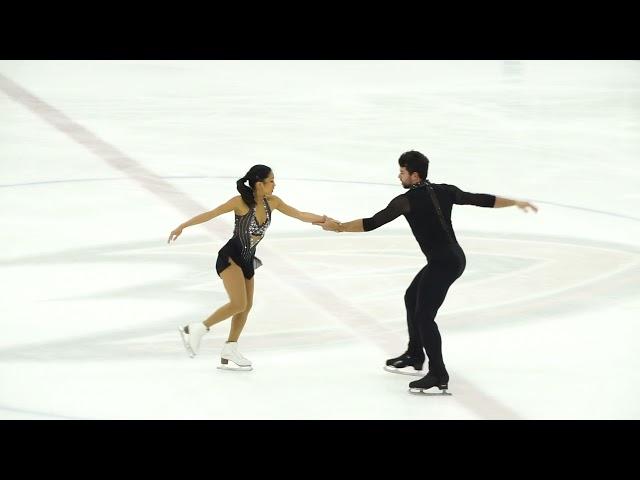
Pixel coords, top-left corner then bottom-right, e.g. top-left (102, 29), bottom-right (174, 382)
top-left (217, 341), bottom-right (253, 371)
top-left (178, 323), bottom-right (209, 358)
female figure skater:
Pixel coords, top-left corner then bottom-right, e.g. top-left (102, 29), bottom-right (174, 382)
top-left (168, 165), bottom-right (327, 370)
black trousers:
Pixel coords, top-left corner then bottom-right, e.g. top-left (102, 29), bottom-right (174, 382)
top-left (405, 244), bottom-right (466, 376)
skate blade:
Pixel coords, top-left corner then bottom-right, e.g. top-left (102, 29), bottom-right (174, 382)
top-left (384, 365), bottom-right (424, 377)
top-left (217, 364), bottom-right (253, 372)
top-left (177, 327), bottom-right (195, 358)
top-left (408, 388), bottom-right (452, 396)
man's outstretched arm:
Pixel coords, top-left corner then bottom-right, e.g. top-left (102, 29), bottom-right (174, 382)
top-left (493, 196), bottom-right (538, 212)
top-left (448, 185), bottom-right (538, 213)
top-left (314, 195), bottom-right (409, 232)
top-left (335, 219), bottom-right (365, 232)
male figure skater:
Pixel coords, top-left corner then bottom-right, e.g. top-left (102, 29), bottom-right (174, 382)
top-left (314, 151), bottom-right (538, 394)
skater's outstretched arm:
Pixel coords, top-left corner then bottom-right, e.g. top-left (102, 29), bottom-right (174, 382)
top-left (168, 197), bottom-right (238, 243)
top-left (493, 196), bottom-right (538, 212)
top-left (314, 195), bottom-right (409, 233)
top-left (445, 184), bottom-right (538, 213)
top-left (270, 195), bottom-right (328, 224)
top-left (319, 218), bottom-right (364, 232)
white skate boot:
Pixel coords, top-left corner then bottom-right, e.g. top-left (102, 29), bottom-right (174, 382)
top-left (178, 323), bottom-right (209, 358)
top-left (217, 341), bottom-right (253, 371)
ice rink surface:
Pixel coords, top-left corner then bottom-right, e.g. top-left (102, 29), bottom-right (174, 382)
top-left (1, 60), bottom-right (639, 419)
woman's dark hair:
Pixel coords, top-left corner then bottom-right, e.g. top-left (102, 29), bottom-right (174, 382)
top-left (398, 150), bottom-right (429, 180)
top-left (236, 164), bottom-right (272, 208)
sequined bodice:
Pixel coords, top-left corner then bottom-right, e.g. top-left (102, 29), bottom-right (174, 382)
top-left (233, 198), bottom-right (271, 250)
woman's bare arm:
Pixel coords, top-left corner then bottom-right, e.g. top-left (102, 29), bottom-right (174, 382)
top-left (168, 197), bottom-right (238, 243)
top-left (271, 196), bottom-right (326, 223)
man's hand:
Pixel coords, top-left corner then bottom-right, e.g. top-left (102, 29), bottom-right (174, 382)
top-left (515, 201), bottom-right (538, 213)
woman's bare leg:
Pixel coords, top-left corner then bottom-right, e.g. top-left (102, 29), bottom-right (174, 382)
top-left (228, 276), bottom-right (254, 342)
top-left (203, 259), bottom-right (247, 328)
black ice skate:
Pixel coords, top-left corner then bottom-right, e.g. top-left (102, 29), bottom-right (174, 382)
top-left (408, 371), bottom-right (451, 396)
top-left (384, 351), bottom-right (425, 376)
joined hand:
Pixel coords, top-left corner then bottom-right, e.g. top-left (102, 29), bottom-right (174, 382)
top-left (313, 215), bottom-right (342, 232)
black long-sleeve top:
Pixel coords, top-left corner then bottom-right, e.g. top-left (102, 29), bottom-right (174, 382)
top-left (362, 181), bottom-right (496, 257)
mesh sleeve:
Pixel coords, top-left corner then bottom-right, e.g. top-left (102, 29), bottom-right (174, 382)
top-left (447, 184), bottom-right (496, 207)
top-left (362, 195), bottom-right (410, 231)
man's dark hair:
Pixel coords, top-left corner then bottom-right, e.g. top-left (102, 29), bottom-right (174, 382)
top-left (398, 150), bottom-right (429, 180)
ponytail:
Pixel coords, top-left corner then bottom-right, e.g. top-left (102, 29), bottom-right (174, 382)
top-left (236, 176), bottom-right (255, 208)
top-left (236, 165), bottom-right (272, 209)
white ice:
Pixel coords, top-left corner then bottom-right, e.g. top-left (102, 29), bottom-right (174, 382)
top-left (1, 60), bottom-right (639, 419)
